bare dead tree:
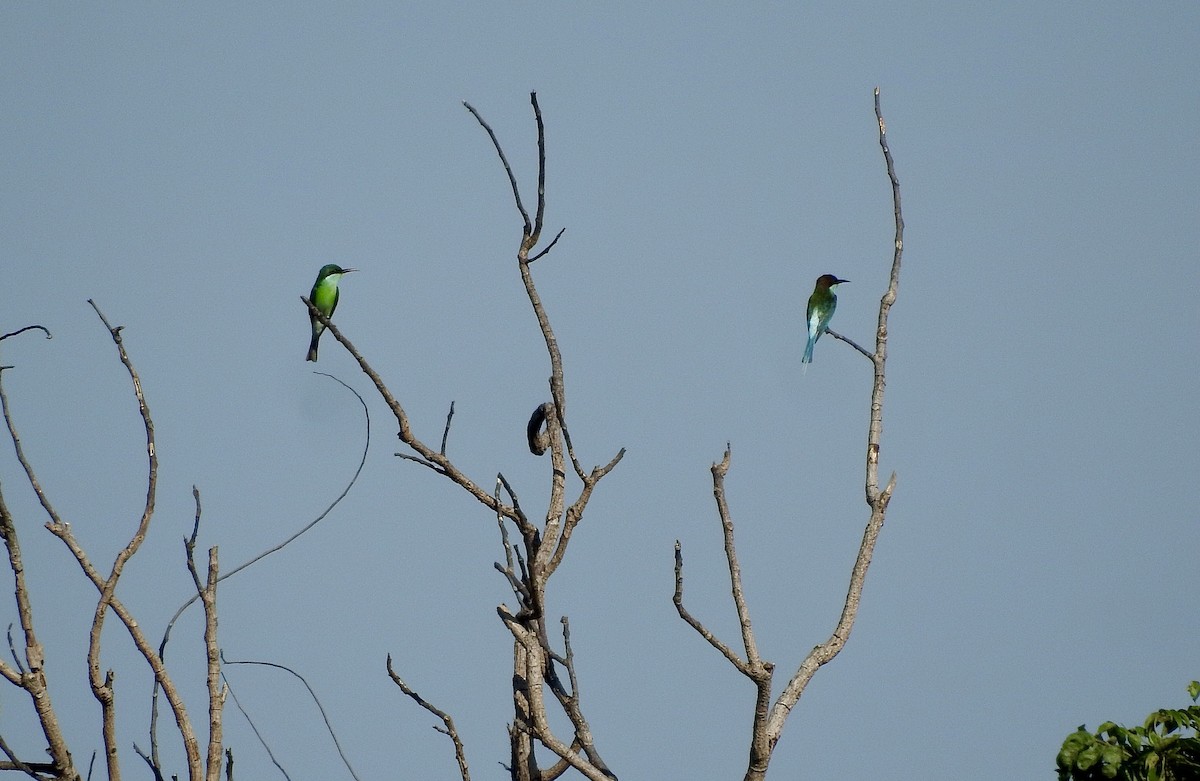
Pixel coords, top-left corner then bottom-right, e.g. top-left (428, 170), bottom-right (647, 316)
top-left (673, 87), bottom-right (905, 781)
top-left (1, 88), bottom-right (903, 781)
top-left (307, 92), bottom-right (624, 780)
top-left (0, 305), bottom-right (223, 781)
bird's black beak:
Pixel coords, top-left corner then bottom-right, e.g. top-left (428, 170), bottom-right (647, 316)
top-left (341, 268), bottom-right (358, 274)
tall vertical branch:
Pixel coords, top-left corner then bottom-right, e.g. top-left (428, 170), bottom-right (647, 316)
top-left (674, 89), bottom-right (905, 781)
top-left (184, 512), bottom-right (223, 781)
top-left (461, 92), bottom-right (621, 780)
top-left (866, 86), bottom-right (903, 503)
top-left (83, 300), bottom-right (161, 781)
top-left (51, 306), bottom-right (201, 780)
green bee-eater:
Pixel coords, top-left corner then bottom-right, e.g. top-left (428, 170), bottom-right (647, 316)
top-left (306, 264), bottom-right (356, 362)
top-left (802, 274), bottom-right (849, 367)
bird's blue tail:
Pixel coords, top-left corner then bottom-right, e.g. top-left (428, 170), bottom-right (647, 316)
top-left (802, 335), bottom-right (815, 365)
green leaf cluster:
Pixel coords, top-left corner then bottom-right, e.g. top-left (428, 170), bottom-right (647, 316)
top-left (1056, 682), bottom-right (1200, 781)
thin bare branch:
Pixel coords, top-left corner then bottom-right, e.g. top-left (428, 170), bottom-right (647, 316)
top-left (494, 480), bottom-right (532, 606)
top-left (0, 731), bottom-right (51, 780)
top-left (222, 658), bottom-right (361, 781)
top-left (497, 472), bottom-right (533, 536)
top-left (158, 373), bottom-right (367, 661)
top-left (531, 92), bottom-right (547, 242)
top-left (672, 540), bottom-right (751, 674)
top-left (463, 101), bottom-right (532, 236)
top-left (0, 325), bottom-right (52, 343)
top-left (559, 618), bottom-right (578, 691)
top-left (386, 655), bottom-right (471, 781)
top-left (527, 228), bottom-right (566, 264)
top-left (395, 452), bottom-right (446, 474)
top-left (545, 449), bottom-right (626, 579)
top-left (151, 487), bottom-right (206, 776)
top-left (440, 400), bottom-right (456, 455)
top-left (711, 450), bottom-right (764, 668)
top-left (131, 744), bottom-right (166, 781)
top-left (825, 328), bottom-right (873, 360)
top-left (220, 674), bottom-right (291, 781)
top-left (672, 448), bottom-right (768, 685)
top-left (766, 472), bottom-right (895, 745)
top-left (6, 623), bottom-right (27, 676)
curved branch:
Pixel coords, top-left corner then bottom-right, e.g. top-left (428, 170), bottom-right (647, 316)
top-left (86, 299), bottom-right (162, 781)
top-left (157, 373), bottom-right (368, 658)
top-left (526, 403), bottom-right (550, 456)
top-left (152, 373), bottom-right (368, 771)
top-left (219, 675), bottom-right (292, 781)
top-left (223, 657), bottom-right (362, 781)
top-left (462, 101), bottom-right (532, 237)
top-left (0, 325), bottom-right (52, 343)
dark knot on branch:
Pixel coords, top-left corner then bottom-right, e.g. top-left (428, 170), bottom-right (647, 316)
top-left (526, 402), bottom-right (552, 455)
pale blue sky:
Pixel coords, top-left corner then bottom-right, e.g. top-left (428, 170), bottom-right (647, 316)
top-left (1, 4), bottom-right (1197, 779)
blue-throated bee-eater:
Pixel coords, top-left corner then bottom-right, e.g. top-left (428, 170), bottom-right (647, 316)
top-left (802, 274), bottom-right (849, 367)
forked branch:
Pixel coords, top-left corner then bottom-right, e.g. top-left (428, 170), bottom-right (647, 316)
top-left (386, 656), bottom-right (471, 781)
top-left (674, 89), bottom-right (906, 781)
top-left (461, 93), bottom-right (621, 780)
top-left (1, 305), bottom-right (205, 781)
